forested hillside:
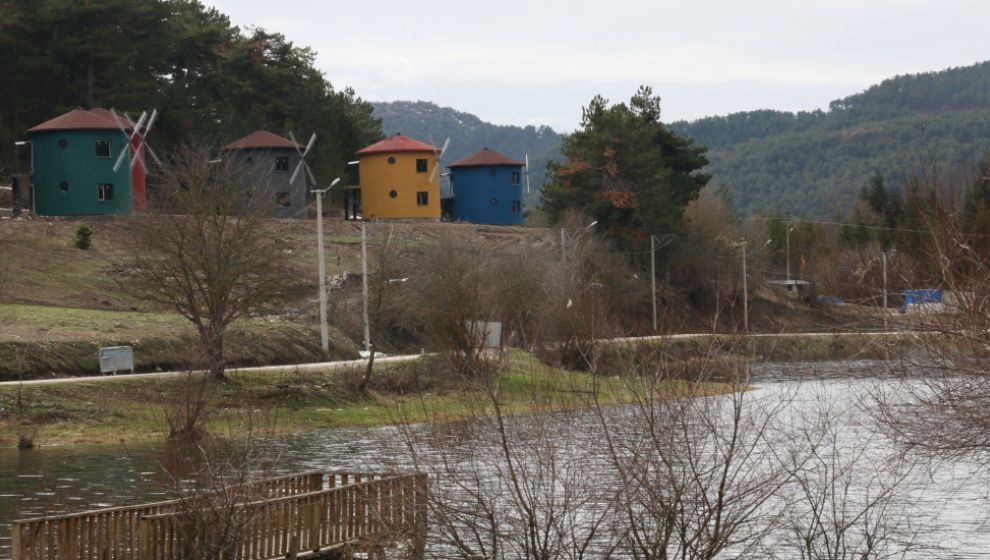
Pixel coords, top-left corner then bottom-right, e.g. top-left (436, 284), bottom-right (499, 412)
top-left (0, 0), bottom-right (381, 186)
top-left (669, 61), bottom-right (990, 217)
top-left (372, 101), bottom-right (562, 206)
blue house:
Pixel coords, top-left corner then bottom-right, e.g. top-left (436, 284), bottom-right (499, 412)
top-left (447, 148), bottom-right (524, 225)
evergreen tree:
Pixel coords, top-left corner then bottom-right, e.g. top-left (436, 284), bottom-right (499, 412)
top-left (542, 87), bottom-right (709, 250)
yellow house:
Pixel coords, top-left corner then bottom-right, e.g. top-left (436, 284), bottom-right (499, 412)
top-left (356, 133), bottom-right (441, 220)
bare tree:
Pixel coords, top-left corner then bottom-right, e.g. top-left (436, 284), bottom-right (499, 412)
top-left (120, 144), bottom-right (295, 380)
top-left (361, 224), bottom-right (411, 391)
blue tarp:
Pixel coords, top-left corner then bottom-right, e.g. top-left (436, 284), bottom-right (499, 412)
top-left (903, 289), bottom-right (942, 305)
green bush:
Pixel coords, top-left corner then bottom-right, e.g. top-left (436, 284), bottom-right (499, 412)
top-left (74, 224), bottom-right (93, 250)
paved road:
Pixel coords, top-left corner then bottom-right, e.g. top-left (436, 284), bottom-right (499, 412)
top-left (0, 330), bottom-right (925, 388)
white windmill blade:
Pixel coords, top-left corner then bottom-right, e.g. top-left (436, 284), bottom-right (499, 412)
top-left (289, 132), bottom-right (317, 184)
top-left (110, 112), bottom-right (133, 173)
top-left (303, 132), bottom-right (317, 156)
top-left (429, 137), bottom-right (451, 182)
top-left (142, 109), bottom-right (159, 136)
top-left (525, 153), bottom-right (531, 194)
top-left (305, 164), bottom-right (317, 187)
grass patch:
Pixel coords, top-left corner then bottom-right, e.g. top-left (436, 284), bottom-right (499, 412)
top-left (0, 351), bottom-right (731, 448)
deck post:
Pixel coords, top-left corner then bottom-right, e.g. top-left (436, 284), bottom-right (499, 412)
top-left (11, 522), bottom-right (23, 560)
top-left (413, 474), bottom-right (428, 558)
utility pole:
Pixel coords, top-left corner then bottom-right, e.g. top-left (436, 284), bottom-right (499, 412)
top-left (785, 220), bottom-right (792, 282)
top-left (311, 178), bottom-right (340, 353)
top-left (651, 234), bottom-right (657, 332)
top-left (560, 227), bottom-right (566, 264)
top-left (882, 251), bottom-right (888, 332)
top-left (361, 221), bottom-right (371, 355)
top-left (736, 240), bottom-right (749, 334)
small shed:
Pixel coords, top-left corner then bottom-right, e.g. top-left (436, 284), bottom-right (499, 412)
top-left (355, 133), bottom-right (441, 220)
top-left (222, 130), bottom-right (308, 219)
top-left (26, 108), bottom-right (134, 216)
top-left (447, 148), bottom-right (524, 225)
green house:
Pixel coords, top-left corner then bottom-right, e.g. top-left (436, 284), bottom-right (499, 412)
top-left (27, 108), bottom-right (133, 216)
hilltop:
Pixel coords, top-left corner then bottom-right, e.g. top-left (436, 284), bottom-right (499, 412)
top-left (669, 61), bottom-right (990, 217)
top-left (371, 101), bottom-right (563, 207)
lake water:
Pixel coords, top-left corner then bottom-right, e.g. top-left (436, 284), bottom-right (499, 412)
top-left (2, 360), bottom-right (989, 558)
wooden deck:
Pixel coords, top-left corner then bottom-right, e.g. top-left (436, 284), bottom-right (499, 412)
top-left (8, 471), bottom-right (427, 560)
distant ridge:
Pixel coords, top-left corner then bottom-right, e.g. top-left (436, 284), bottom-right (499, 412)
top-left (668, 61), bottom-right (990, 217)
top-left (371, 101), bottom-right (562, 206)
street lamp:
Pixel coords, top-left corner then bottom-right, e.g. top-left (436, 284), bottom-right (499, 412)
top-left (312, 177), bottom-right (341, 353)
top-left (561, 220), bottom-right (598, 263)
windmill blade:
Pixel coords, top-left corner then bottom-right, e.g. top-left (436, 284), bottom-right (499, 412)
top-left (146, 144), bottom-right (163, 167)
top-left (303, 133), bottom-right (317, 156)
top-left (110, 109), bottom-right (135, 173)
top-left (142, 109), bottom-right (159, 136)
top-left (112, 142), bottom-right (131, 173)
top-left (525, 153), bottom-right (531, 194)
top-left (429, 161), bottom-right (442, 183)
top-left (290, 161), bottom-right (305, 184)
top-left (305, 164), bottom-right (317, 187)
top-left (439, 137), bottom-right (450, 157)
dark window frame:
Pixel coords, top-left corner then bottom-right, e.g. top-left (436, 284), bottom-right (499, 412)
top-left (511, 171), bottom-right (521, 185)
top-left (416, 158), bottom-right (428, 173)
top-left (95, 139), bottom-right (111, 159)
top-left (275, 156), bottom-right (290, 173)
top-left (416, 191), bottom-right (429, 206)
top-left (97, 183), bottom-right (114, 202)
top-left (512, 200), bottom-right (521, 214)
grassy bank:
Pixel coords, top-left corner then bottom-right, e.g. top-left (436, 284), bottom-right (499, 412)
top-left (0, 351), bottom-right (728, 448)
top-left (654, 331), bottom-right (925, 363)
top-left (0, 304), bottom-right (358, 381)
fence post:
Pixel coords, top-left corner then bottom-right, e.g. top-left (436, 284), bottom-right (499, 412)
top-left (413, 475), bottom-right (428, 558)
top-left (11, 522), bottom-right (23, 560)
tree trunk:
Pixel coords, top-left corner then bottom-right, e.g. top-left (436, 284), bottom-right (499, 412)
top-left (207, 331), bottom-right (226, 381)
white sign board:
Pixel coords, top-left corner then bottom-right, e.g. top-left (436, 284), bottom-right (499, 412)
top-left (98, 346), bottom-right (134, 375)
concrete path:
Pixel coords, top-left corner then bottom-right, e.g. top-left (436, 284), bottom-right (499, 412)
top-left (0, 330), bottom-right (925, 388)
top-left (0, 354), bottom-right (424, 387)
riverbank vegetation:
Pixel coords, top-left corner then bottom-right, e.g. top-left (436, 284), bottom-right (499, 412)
top-left (0, 350), bottom-right (729, 448)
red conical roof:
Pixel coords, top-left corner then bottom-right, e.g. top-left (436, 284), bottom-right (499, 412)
top-left (27, 108), bottom-right (129, 133)
top-left (222, 130), bottom-right (304, 151)
top-left (356, 133), bottom-right (439, 155)
top-left (448, 147), bottom-right (523, 168)
top-left (88, 108), bottom-right (137, 128)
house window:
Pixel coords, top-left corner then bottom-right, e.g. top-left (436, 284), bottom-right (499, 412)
top-left (389, 190), bottom-right (398, 199)
top-left (511, 171), bottom-right (521, 185)
top-left (489, 167), bottom-right (497, 176)
top-left (512, 200), bottom-right (521, 214)
top-left (416, 191), bottom-right (429, 206)
top-left (95, 140), bottom-right (111, 159)
top-left (276, 192), bottom-right (291, 207)
top-left (489, 197), bottom-right (498, 206)
top-left (245, 156), bottom-right (254, 165)
top-left (275, 156), bottom-right (290, 172)
top-left (58, 139), bottom-right (69, 149)
top-left (416, 159), bottom-right (428, 173)
top-left (388, 156), bottom-right (396, 165)
top-left (97, 183), bottom-right (114, 201)
top-left (59, 181), bottom-right (70, 192)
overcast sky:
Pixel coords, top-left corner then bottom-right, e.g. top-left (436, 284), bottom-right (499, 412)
top-left (203, 0), bottom-right (990, 132)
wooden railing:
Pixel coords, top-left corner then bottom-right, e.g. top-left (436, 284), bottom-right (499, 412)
top-left (9, 471), bottom-right (427, 560)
